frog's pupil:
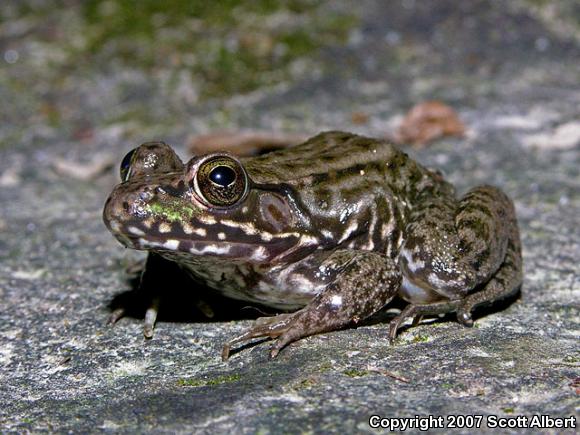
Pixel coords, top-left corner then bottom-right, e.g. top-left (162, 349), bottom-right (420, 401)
top-left (209, 165), bottom-right (236, 187)
top-left (120, 148), bottom-right (136, 181)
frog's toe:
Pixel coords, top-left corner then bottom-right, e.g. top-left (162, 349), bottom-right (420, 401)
top-left (456, 308), bottom-right (474, 327)
top-left (269, 324), bottom-right (307, 359)
top-left (108, 307), bottom-right (126, 325)
top-left (388, 300), bottom-right (463, 343)
top-left (411, 315), bottom-right (423, 327)
top-left (141, 296), bottom-right (160, 338)
top-left (107, 295), bottom-right (160, 338)
top-left (194, 299), bottom-right (215, 319)
top-left (221, 314), bottom-right (294, 360)
top-left (388, 305), bottom-right (418, 343)
top-left (389, 312), bottom-right (428, 340)
top-left (254, 313), bottom-right (293, 327)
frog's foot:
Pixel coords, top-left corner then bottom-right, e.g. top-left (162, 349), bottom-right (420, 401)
top-left (223, 250), bottom-right (401, 360)
top-left (107, 253), bottom-right (163, 337)
top-left (388, 300), bottom-right (461, 342)
top-left (222, 308), bottom-right (351, 360)
top-left (109, 252), bottom-right (219, 338)
top-left (221, 313), bottom-right (294, 360)
top-left (110, 294), bottom-right (217, 338)
top-left (107, 296), bottom-right (160, 338)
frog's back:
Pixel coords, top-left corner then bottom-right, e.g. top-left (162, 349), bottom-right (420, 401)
top-left (243, 131), bottom-right (451, 203)
top-left (243, 131), bottom-right (402, 184)
top-left (242, 131), bottom-right (454, 258)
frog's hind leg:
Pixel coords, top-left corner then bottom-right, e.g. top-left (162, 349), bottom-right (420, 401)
top-left (222, 250), bottom-right (401, 359)
top-left (394, 185), bottom-right (522, 338)
top-left (456, 221), bottom-right (522, 325)
top-left (388, 231), bottom-right (522, 339)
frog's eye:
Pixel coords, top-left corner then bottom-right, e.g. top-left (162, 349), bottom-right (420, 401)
top-left (196, 156), bottom-right (247, 207)
top-left (120, 148), bottom-right (137, 181)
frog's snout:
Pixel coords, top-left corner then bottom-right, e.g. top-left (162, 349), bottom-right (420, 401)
top-left (103, 183), bottom-right (148, 248)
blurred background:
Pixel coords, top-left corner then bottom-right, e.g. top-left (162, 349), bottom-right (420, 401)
top-left (2, 0), bottom-right (578, 160)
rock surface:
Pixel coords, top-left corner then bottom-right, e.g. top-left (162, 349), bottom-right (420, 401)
top-left (0, 1), bottom-right (578, 433)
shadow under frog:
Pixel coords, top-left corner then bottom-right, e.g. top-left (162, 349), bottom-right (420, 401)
top-left (108, 254), bottom-right (273, 325)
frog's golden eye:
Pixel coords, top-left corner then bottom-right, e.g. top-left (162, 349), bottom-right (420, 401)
top-left (120, 148), bottom-right (137, 181)
top-left (196, 156), bottom-right (247, 207)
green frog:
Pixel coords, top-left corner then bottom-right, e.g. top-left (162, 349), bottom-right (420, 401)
top-left (103, 131), bottom-right (522, 359)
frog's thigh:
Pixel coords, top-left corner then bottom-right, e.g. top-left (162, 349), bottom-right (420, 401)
top-left (391, 227), bottom-right (521, 339)
top-left (396, 185), bottom-right (522, 334)
top-left (401, 185), bottom-right (516, 300)
top-left (457, 223), bottom-right (522, 325)
top-left (223, 250), bottom-right (401, 359)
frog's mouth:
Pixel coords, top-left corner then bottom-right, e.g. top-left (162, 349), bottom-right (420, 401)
top-left (107, 217), bottom-right (317, 264)
top-left (132, 235), bottom-right (294, 263)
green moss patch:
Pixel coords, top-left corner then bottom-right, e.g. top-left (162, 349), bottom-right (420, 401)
top-left (177, 373), bottom-right (241, 387)
top-left (77, 0), bottom-right (357, 99)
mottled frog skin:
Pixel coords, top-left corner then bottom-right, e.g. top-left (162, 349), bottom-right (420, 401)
top-left (103, 131), bottom-right (522, 359)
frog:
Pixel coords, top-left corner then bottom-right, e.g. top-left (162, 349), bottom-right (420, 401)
top-left (103, 131), bottom-right (522, 359)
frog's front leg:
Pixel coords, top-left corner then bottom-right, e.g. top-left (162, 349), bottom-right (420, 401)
top-left (109, 253), bottom-right (215, 337)
top-left (392, 185), bottom-right (522, 338)
top-left (108, 253), bottom-right (163, 337)
top-left (222, 250), bottom-right (401, 359)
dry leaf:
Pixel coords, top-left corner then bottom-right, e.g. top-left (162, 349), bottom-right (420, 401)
top-left (397, 101), bottom-right (465, 146)
top-left (351, 111), bottom-right (370, 125)
top-left (188, 130), bottom-right (307, 156)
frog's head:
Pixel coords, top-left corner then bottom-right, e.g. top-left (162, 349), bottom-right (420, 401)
top-left (103, 142), bottom-right (318, 264)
